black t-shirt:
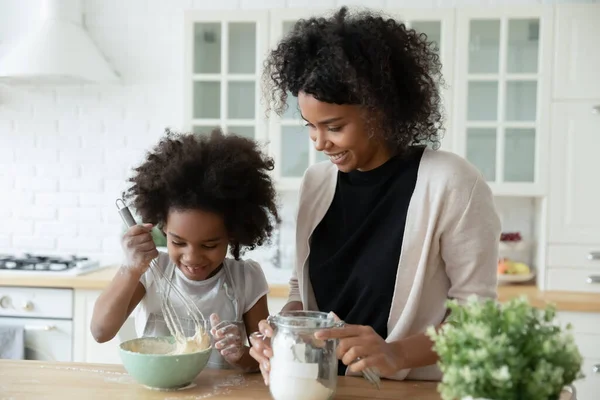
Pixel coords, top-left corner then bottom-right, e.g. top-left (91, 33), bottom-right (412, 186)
top-left (308, 146), bottom-right (425, 375)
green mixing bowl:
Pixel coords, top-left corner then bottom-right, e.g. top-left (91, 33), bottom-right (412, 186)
top-left (119, 336), bottom-right (212, 390)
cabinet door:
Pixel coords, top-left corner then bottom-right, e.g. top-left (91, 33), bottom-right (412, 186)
top-left (553, 4), bottom-right (600, 100)
top-left (184, 11), bottom-right (269, 144)
top-left (555, 312), bottom-right (600, 399)
top-left (548, 101), bottom-right (600, 244)
top-left (73, 290), bottom-right (137, 364)
top-left (454, 7), bottom-right (553, 196)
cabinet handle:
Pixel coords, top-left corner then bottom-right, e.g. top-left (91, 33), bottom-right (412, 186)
top-left (24, 325), bottom-right (57, 331)
top-left (593, 105), bottom-right (600, 114)
top-left (588, 252), bottom-right (600, 261)
top-left (587, 276), bottom-right (600, 284)
top-left (593, 364), bottom-right (600, 374)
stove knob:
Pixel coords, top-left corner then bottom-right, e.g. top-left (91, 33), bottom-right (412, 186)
top-left (0, 296), bottom-right (11, 309)
top-left (22, 301), bottom-right (34, 312)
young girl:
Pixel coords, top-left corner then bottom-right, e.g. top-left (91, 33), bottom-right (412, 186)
top-left (91, 128), bottom-right (279, 372)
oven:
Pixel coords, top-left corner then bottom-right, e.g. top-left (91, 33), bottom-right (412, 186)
top-left (0, 287), bottom-right (73, 361)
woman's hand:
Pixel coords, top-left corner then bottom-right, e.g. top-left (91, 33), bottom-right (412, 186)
top-left (210, 314), bottom-right (244, 365)
top-left (249, 319), bottom-right (274, 385)
top-left (315, 323), bottom-right (404, 377)
top-left (248, 301), bottom-right (303, 385)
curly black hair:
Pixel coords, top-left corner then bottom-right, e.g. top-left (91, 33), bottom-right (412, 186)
top-left (123, 128), bottom-right (280, 259)
top-left (262, 6), bottom-right (445, 151)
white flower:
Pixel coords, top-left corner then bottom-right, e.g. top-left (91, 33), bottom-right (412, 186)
top-left (493, 365), bottom-right (510, 382)
top-left (460, 366), bottom-right (475, 383)
top-left (464, 322), bottom-right (490, 341)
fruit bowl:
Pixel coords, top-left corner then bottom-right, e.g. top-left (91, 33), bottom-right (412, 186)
top-left (497, 271), bottom-right (536, 284)
top-left (119, 336), bottom-right (212, 390)
top-left (497, 258), bottom-right (535, 285)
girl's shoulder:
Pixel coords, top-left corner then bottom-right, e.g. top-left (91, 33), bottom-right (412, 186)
top-left (223, 258), bottom-right (269, 312)
top-left (223, 257), bottom-right (266, 281)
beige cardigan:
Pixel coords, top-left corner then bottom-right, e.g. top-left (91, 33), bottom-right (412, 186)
top-left (286, 148), bottom-right (501, 381)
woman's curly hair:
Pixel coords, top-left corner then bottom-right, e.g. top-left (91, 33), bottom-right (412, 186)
top-left (262, 6), bottom-right (445, 151)
top-left (123, 128), bottom-right (280, 259)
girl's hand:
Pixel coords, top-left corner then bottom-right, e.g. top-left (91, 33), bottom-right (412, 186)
top-left (210, 314), bottom-right (244, 365)
top-left (121, 223), bottom-right (158, 275)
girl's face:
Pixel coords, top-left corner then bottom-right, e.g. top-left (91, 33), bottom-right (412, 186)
top-left (298, 91), bottom-right (391, 172)
top-left (163, 209), bottom-right (229, 281)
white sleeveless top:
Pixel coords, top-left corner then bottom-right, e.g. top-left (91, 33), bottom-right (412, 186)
top-left (134, 252), bottom-right (269, 368)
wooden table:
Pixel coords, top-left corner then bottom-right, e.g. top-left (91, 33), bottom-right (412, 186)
top-left (0, 360), bottom-right (441, 399)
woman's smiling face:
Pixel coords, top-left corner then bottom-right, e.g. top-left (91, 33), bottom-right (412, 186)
top-left (298, 92), bottom-right (391, 172)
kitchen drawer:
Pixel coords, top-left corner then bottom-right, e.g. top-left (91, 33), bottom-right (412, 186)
top-left (547, 268), bottom-right (600, 293)
top-left (573, 358), bottom-right (600, 400)
top-left (573, 334), bottom-right (600, 360)
top-left (556, 312), bottom-right (600, 335)
top-left (548, 245), bottom-right (600, 268)
top-left (0, 287), bottom-right (73, 319)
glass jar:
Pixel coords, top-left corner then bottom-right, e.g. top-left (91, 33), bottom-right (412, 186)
top-left (266, 311), bottom-right (340, 400)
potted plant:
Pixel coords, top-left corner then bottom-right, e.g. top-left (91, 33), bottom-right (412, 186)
top-left (427, 296), bottom-right (584, 400)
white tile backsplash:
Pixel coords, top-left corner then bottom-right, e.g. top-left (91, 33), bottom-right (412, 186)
top-left (1, 0), bottom-right (593, 268)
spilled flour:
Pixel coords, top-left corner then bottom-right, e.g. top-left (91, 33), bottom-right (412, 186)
top-left (162, 374), bottom-right (247, 400)
top-left (38, 365), bottom-right (127, 375)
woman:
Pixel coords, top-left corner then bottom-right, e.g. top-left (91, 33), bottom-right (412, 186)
top-left (250, 6), bottom-right (501, 383)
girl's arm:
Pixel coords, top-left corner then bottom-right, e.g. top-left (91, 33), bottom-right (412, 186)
top-left (232, 294), bottom-right (269, 372)
top-left (90, 267), bottom-right (146, 343)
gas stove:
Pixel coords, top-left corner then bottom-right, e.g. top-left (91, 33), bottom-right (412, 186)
top-left (0, 253), bottom-right (103, 276)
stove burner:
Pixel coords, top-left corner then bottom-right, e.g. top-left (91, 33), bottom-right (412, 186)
top-left (0, 254), bottom-right (90, 272)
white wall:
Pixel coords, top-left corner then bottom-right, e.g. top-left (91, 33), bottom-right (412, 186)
top-left (0, 0), bottom-right (595, 269)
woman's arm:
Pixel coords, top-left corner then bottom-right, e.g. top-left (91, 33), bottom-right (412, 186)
top-left (90, 267), bottom-right (146, 343)
top-left (385, 175), bottom-right (501, 373)
top-left (440, 175), bottom-right (501, 303)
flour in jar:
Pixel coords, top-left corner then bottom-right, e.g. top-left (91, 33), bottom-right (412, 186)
top-left (269, 339), bottom-right (334, 400)
top-left (269, 375), bottom-right (334, 400)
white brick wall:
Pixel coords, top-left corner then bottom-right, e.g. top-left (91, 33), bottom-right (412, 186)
top-left (0, 0), bottom-right (595, 266)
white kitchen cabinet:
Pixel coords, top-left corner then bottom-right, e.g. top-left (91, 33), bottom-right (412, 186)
top-left (454, 7), bottom-right (553, 196)
top-left (548, 101), bottom-right (600, 245)
top-left (268, 8), bottom-right (456, 190)
top-left (553, 4), bottom-right (600, 100)
top-left (73, 289), bottom-right (136, 364)
top-left (183, 10), bottom-right (269, 144)
top-left (545, 245), bottom-right (600, 293)
top-left (555, 311), bottom-right (600, 399)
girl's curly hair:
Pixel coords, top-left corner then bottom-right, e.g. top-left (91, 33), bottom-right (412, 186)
top-left (262, 6), bottom-right (445, 151)
top-left (123, 128), bottom-right (280, 259)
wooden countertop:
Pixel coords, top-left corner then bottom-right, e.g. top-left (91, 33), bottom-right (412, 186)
top-left (0, 360), bottom-right (440, 400)
top-left (0, 266), bottom-right (120, 291)
top-left (1, 267), bottom-right (599, 312)
top-left (497, 283), bottom-right (600, 313)
top-left (0, 360), bottom-right (577, 400)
